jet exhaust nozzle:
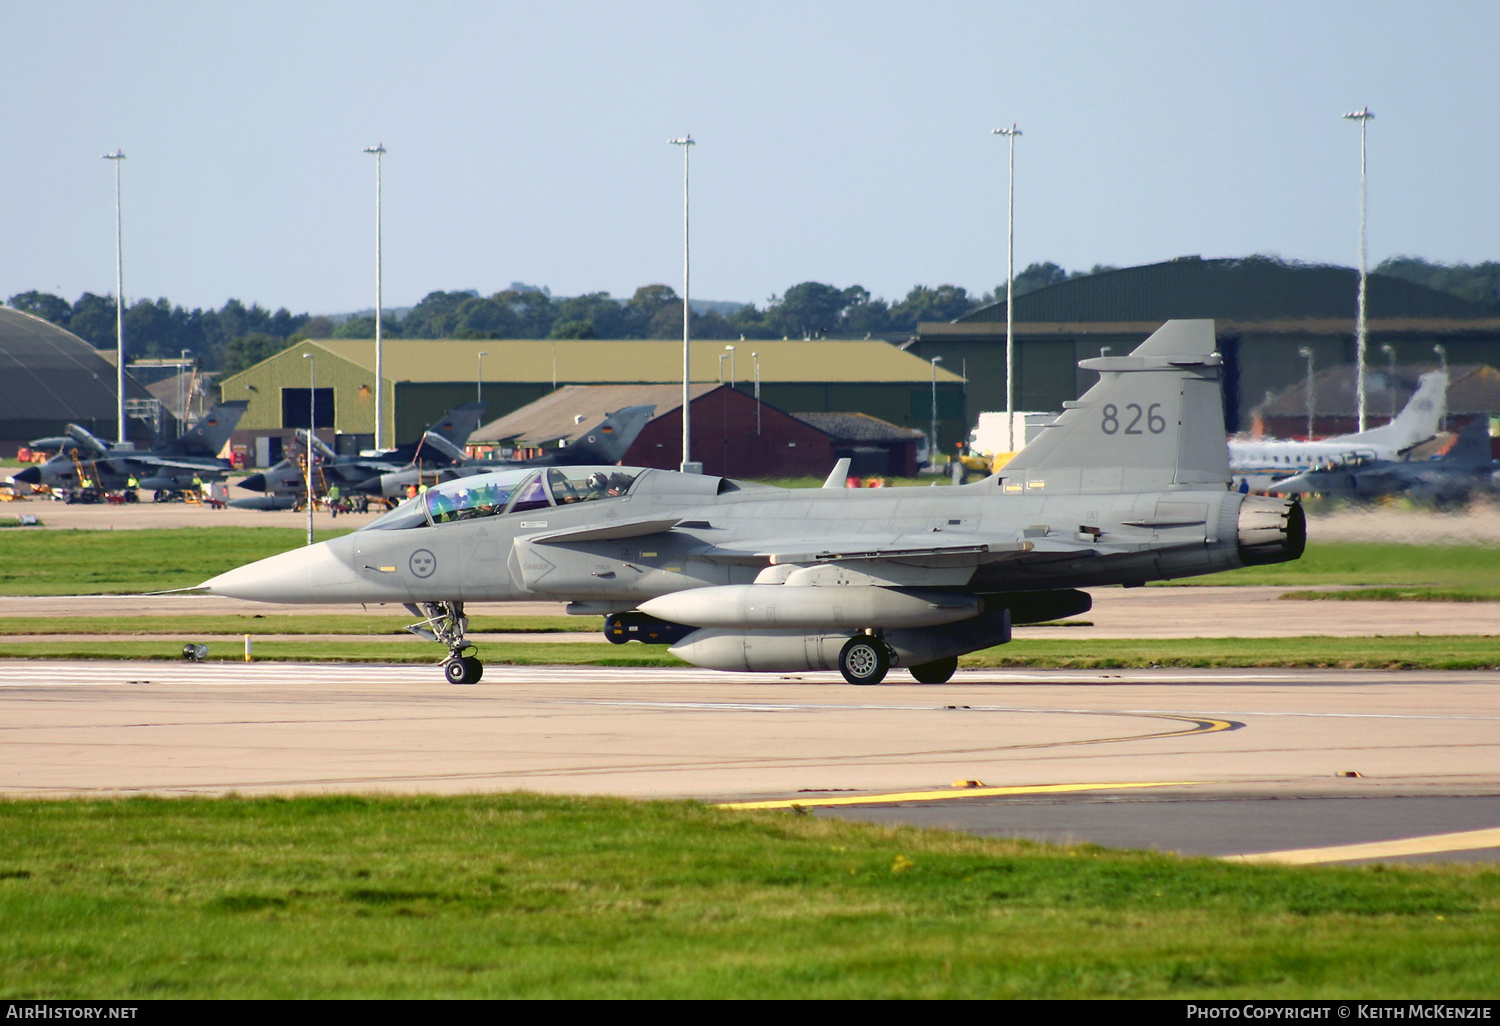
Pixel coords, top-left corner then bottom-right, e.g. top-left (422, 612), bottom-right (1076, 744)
top-left (1236, 495), bottom-right (1306, 566)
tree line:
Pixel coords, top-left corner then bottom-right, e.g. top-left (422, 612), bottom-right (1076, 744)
top-left (7, 256), bottom-right (1493, 377)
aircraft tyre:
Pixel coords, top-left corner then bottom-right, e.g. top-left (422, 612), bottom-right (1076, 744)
top-left (444, 656), bottom-right (483, 686)
top-left (909, 656), bottom-right (958, 684)
top-left (839, 636), bottom-right (889, 686)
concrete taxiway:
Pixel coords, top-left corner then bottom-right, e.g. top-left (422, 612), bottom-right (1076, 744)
top-left (2, 660), bottom-right (1497, 863)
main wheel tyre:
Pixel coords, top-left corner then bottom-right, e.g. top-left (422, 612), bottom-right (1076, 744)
top-left (444, 656), bottom-right (483, 685)
top-left (909, 656), bottom-right (958, 684)
top-left (839, 636), bottom-right (889, 686)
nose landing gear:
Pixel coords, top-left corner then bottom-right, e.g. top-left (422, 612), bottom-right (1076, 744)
top-left (406, 601), bottom-right (484, 685)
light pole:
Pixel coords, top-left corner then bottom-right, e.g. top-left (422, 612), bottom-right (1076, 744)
top-left (1343, 107), bottom-right (1374, 433)
top-left (724, 345), bottom-right (736, 388)
top-left (178, 349), bottom-right (193, 437)
top-left (751, 351), bottom-right (761, 435)
top-left (1298, 346), bottom-right (1315, 439)
top-left (670, 134), bottom-right (696, 472)
top-left (303, 353), bottom-right (316, 545)
top-left (1380, 343), bottom-right (1396, 421)
top-left (477, 351), bottom-right (488, 404)
top-left (992, 124), bottom-right (1021, 450)
top-left (103, 149), bottom-right (126, 444)
top-left (1433, 344), bottom-right (1448, 431)
top-left (930, 356), bottom-right (944, 467)
top-left (363, 143), bottom-right (387, 449)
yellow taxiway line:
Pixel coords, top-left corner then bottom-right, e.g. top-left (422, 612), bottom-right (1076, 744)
top-left (717, 780), bottom-right (1197, 810)
top-left (1224, 826), bottom-right (1500, 865)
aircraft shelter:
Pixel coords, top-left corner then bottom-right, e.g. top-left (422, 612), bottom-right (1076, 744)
top-left (912, 255), bottom-right (1500, 434)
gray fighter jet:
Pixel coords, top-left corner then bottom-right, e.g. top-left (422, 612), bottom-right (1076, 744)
top-left (14, 401), bottom-right (249, 497)
top-left (1267, 414), bottom-right (1498, 503)
top-left (230, 403), bottom-right (490, 510)
top-left (345, 404), bottom-right (656, 500)
top-left (199, 321), bottom-right (1305, 686)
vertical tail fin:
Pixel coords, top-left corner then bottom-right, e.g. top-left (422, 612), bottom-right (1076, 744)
top-left (1445, 414), bottom-right (1494, 465)
top-left (428, 402), bottom-right (487, 445)
top-left (997, 319), bottom-right (1226, 494)
top-left (168, 401), bottom-right (249, 457)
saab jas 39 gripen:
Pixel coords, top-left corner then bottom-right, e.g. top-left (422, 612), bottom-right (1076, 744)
top-left (200, 320), bottom-right (1305, 686)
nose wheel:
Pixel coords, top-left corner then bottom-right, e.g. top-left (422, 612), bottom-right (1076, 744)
top-left (407, 601), bottom-right (484, 685)
top-left (444, 655), bottom-right (484, 685)
top-left (839, 635), bottom-right (890, 686)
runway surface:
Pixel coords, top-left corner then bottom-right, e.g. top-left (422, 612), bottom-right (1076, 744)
top-left (3, 659), bottom-right (1498, 864)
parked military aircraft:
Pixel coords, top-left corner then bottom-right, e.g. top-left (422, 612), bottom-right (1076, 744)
top-left (199, 321), bottom-right (1304, 685)
top-left (13, 401), bottom-right (249, 496)
top-left (1229, 370), bottom-right (1447, 491)
top-left (345, 404), bottom-right (656, 499)
top-left (1267, 414), bottom-right (1498, 502)
top-left (230, 403), bottom-right (490, 510)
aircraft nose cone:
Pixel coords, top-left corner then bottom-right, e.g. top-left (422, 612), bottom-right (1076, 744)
top-left (12, 466), bottom-right (41, 485)
top-left (200, 539), bottom-right (362, 603)
top-left (239, 473), bottom-right (267, 493)
top-left (350, 477), bottom-right (384, 496)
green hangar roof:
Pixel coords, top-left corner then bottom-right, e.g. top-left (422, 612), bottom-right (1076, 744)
top-left (307, 338), bottom-right (964, 384)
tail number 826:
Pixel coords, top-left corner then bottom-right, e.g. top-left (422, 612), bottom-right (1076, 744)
top-left (1101, 403), bottom-right (1166, 435)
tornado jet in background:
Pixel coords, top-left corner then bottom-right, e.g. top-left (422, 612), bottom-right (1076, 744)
top-left (1229, 370), bottom-right (1447, 491)
top-left (199, 321), bottom-right (1304, 687)
top-left (13, 401), bottom-right (249, 495)
top-left (345, 404), bottom-right (656, 499)
top-left (1268, 414), bottom-right (1498, 503)
top-left (230, 402), bottom-right (489, 510)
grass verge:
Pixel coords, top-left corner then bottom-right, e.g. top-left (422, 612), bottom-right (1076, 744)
top-left (1280, 589), bottom-right (1500, 603)
top-left (960, 636), bottom-right (1500, 671)
top-left (0, 528), bottom-right (350, 596)
top-left (2, 636), bottom-right (1496, 670)
top-left (0, 615), bottom-right (593, 636)
top-left (2, 794), bottom-right (1497, 999)
top-left (1174, 542), bottom-right (1500, 595)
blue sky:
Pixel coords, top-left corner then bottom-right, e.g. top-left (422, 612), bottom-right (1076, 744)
top-left (3, 0), bottom-right (1496, 314)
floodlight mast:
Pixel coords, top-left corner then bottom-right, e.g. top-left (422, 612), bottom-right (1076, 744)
top-left (1298, 346), bottom-right (1315, 440)
top-left (670, 135), bottom-right (696, 472)
top-left (103, 150), bottom-right (126, 444)
top-left (992, 124), bottom-right (1021, 451)
top-left (303, 353), bottom-right (316, 546)
top-left (1343, 107), bottom-right (1373, 433)
top-left (930, 356), bottom-right (944, 466)
top-left (364, 144), bottom-right (387, 449)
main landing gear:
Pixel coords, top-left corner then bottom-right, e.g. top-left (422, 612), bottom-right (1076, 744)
top-left (839, 634), bottom-right (890, 686)
top-left (406, 601), bottom-right (483, 685)
top-left (837, 633), bottom-right (960, 685)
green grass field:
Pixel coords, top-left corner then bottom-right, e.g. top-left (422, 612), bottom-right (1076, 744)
top-left (0, 527), bottom-right (348, 596)
top-left (3, 634), bottom-right (1496, 670)
top-left (1, 530), bottom-right (1496, 668)
top-left (4, 528), bottom-right (1498, 598)
top-left (1184, 541), bottom-right (1500, 597)
top-left (1, 794), bottom-right (1496, 999)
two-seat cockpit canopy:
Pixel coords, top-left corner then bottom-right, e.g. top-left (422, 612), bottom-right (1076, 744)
top-left (361, 466), bottom-right (644, 532)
